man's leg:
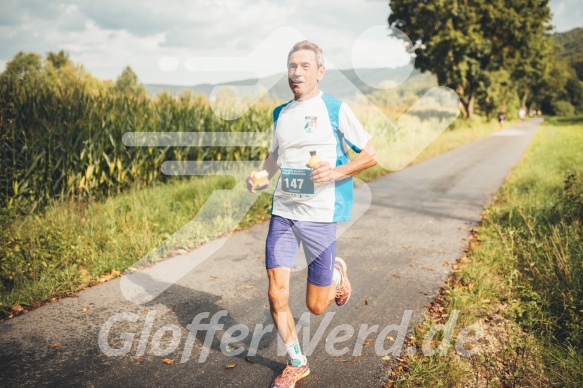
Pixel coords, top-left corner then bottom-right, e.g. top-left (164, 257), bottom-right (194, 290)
top-left (305, 281), bottom-right (336, 315)
top-left (266, 216), bottom-right (310, 387)
top-left (266, 216), bottom-right (300, 345)
top-left (297, 221), bottom-right (351, 314)
top-left (267, 267), bottom-right (296, 344)
top-left (306, 257), bottom-right (351, 314)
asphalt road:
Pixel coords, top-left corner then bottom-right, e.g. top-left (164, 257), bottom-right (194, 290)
top-left (0, 118), bottom-right (541, 388)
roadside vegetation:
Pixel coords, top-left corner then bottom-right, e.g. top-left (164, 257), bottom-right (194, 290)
top-left (389, 116), bottom-right (583, 387)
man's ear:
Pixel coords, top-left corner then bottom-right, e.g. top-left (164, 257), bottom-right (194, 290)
top-left (317, 66), bottom-right (325, 82)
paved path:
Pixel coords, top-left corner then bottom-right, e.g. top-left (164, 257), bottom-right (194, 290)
top-left (0, 119), bottom-right (542, 387)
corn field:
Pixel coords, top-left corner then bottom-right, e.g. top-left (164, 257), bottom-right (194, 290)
top-left (0, 83), bottom-right (274, 208)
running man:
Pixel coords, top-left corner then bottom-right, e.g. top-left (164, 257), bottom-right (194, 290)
top-left (246, 40), bottom-right (377, 388)
top-left (498, 110), bottom-right (506, 130)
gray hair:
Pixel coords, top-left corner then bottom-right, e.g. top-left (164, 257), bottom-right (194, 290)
top-left (287, 40), bottom-right (324, 68)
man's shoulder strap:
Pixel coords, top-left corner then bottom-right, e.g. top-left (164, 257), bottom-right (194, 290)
top-left (321, 93), bottom-right (343, 132)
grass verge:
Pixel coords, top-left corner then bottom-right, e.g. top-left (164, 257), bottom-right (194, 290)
top-left (388, 115), bottom-right (583, 387)
top-left (0, 116), bottom-right (501, 318)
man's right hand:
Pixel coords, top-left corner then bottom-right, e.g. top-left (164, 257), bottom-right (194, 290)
top-left (246, 171), bottom-right (269, 193)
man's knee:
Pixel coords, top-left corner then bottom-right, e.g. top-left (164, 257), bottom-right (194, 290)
top-left (268, 285), bottom-right (289, 311)
top-left (306, 300), bottom-right (327, 315)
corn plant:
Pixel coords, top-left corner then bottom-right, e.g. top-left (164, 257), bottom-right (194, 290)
top-left (0, 82), bottom-right (274, 209)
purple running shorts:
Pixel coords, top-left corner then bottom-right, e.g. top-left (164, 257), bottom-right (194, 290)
top-left (266, 215), bottom-right (337, 287)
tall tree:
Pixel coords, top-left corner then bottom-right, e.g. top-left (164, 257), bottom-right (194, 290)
top-left (115, 66), bottom-right (146, 96)
top-left (511, 34), bottom-right (553, 109)
top-left (501, 0), bottom-right (552, 109)
top-left (388, 0), bottom-right (552, 119)
top-left (0, 51), bottom-right (43, 89)
top-left (477, 69), bottom-right (514, 120)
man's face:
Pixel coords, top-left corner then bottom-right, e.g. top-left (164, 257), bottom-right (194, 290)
top-left (287, 49), bottom-right (325, 101)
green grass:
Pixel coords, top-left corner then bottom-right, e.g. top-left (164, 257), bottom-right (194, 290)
top-left (0, 114), bottom-right (500, 315)
top-left (391, 116), bottom-right (583, 387)
top-left (0, 176), bottom-right (273, 310)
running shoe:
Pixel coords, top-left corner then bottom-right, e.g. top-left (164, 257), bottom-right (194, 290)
top-left (334, 257), bottom-right (351, 306)
top-left (272, 357), bottom-right (310, 388)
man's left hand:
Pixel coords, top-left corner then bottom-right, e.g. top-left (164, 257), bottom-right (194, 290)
top-left (310, 161), bottom-right (341, 183)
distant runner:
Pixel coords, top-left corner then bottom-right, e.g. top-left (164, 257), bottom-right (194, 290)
top-left (246, 40), bottom-right (377, 388)
top-left (518, 107), bottom-right (526, 123)
top-left (498, 110), bottom-right (507, 130)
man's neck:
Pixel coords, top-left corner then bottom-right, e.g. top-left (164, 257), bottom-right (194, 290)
top-left (294, 88), bottom-right (320, 102)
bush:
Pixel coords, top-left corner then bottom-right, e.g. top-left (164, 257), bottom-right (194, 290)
top-left (552, 100), bottom-right (576, 116)
top-left (562, 172), bottom-right (583, 224)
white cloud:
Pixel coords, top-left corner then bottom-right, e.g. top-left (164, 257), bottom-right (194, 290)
top-left (0, 0), bottom-right (395, 84)
top-left (3, 0), bottom-right (578, 86)
top-left (549, 0), bottom-right (583, 31)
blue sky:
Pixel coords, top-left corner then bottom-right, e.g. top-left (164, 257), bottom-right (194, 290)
top-left (0, 0), bottom-right (580, 85)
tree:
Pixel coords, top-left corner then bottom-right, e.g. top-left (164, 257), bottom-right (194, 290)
top-left (536, 61), bottom-right (572, 114)
top-left (564, 73), bottom-right (583, 112)
top-left (388, 0), bottom-right (552, 119)
top-left (573, 61), bottom-right (583, 82)
top-left (549, 27), bottom-right (583, 113)
top-left (115, 66), bottom-right (146, 96)
top-left (0, 51), bottom-right (107, 96)
top-left (509, 34), bottom-right (553, 109)
top-left (0, 51), bottom-right (43, 89)
top-left (552, 27), bottom-right (583, 81)
top-left (46, 50), bottom-right (70, 70)
top-left (500, 1), bottom-right (553, 109)
top-left (476, 69), bottom-right (514, 120)
top-left (388, 1), bottom-right (488, 119)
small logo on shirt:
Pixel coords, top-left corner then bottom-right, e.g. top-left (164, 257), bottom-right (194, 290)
top-left (303, 116), bottom-right (317, 133)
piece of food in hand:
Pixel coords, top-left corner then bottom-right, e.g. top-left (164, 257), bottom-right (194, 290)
top-left (306, 150), bottom-right (321, 168)
top-left (252, 170), bottom-right (269, 188)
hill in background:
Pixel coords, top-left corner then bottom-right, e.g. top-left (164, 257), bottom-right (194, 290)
top-left (146, 67), bottom-right (436, 102)
top-left (552, 27), bottom-right (583, 80)
top-left (145, 27), bottom-right (582, 105)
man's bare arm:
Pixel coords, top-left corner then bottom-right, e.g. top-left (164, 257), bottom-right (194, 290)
top-left (311, 141), bottom-right (377, 183)
top-left (262, 151), bottom-right (280, 180)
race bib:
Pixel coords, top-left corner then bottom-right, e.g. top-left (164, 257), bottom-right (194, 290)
top-left (280, 168), bottom-right (314, 197)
